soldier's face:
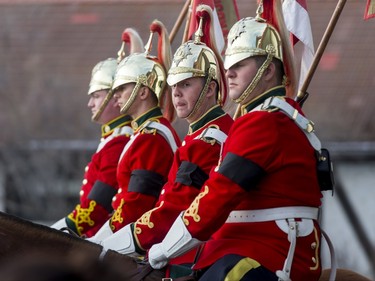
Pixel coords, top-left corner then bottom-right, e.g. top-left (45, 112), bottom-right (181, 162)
top-left (113, 83), bottom-right (135, 110)
top-left (88, 90), bottom-right (121, 124)
top-left (88, 90), bottom-right (107, 118)
top-left (226, 57), bottom-right (260, 102)
top-left (171, 77), bottom-right (205, 120)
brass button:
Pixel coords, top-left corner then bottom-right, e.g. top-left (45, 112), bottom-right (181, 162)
top-left (82, 179), bottom-right (88, 185)
top-left (131, 121), bottom-right (138, 130)
top-left (311, 242), bottom-right (317, 249)
top-left (79, 190), bottom-right (84, 196)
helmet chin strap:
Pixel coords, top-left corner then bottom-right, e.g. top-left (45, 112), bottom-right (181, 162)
top-left (120, 75), bottom-right (147, 114)
top-left (92, 90), bottom-right (114, 122)
top-left (233, 48), bottom-right (274, 104)
top-left (185, 68), bottom-right (215, 120)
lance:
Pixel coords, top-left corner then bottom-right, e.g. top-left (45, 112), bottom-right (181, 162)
top-left (169, 0), bottom-right (191, 43)
top-left (296, 0), bottom-right (347, 105)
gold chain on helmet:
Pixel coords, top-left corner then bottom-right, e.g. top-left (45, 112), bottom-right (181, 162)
top-left (234, 45), bottom-right (275, 104)
top-left (186, 68), bottom-right (214, 120)
top-left (93, 32), bottom-right (133, 122)
top-left (120, 74), bottom-right (148, 114)
top-left (185, 14), bottom-right (214, 119)
top-left (92, 89), bottom-right (115, 122)
top-left (90, 59), bottom-right (118, 122)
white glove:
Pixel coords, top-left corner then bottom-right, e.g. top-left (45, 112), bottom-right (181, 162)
top-left (50, 217), bottom-right (68, 231)
top-left (101, 224), bottom-right (140, 257)
top-left (86, 220), bottom-right (113, 244)
top-left (148, 242), bottom-right (169, 269)
top-left (148, 212), bottom-right (202, 269)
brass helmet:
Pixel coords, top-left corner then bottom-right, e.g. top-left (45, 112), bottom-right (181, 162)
top-left (225, 0), bottom-right (298, 106)
top-left (112, 53), bottom-right (167, 100)
top-left (224, 15), bottom-right (283, 104)
top-left (113, 20), bottom-right (173, 119)
top-left (224, 17), bottom-right (283, 70)
top-left (167, 42), bottom-right (219, 87)
top-left (88, 28), bottom-right (144, 121)
top-left (88, 58), bottom-right (117, 96)
top-left (167, 4), bottom-right (226, 119)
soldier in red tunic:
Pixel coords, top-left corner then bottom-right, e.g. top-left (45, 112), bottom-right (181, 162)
top-left (149, 6), bottom-right (326, 281)
top-left (88, 6), bottom-right (234, 269)
top-left (88, 20), bottom-right (181, 242)
top-left (50, 28), bottom-right (143, 238)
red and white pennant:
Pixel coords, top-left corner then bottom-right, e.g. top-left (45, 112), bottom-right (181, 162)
top-left (282, 0), bottom-right (314, 89)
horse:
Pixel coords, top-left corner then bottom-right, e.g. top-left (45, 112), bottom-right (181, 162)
top-left (0, 211), bottom-right (164, 281)
top-left (0, 211), bottom-right (371, 281)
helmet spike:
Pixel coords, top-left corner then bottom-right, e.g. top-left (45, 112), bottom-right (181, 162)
top-left (112, 20), bottom-right (174, 121)
top-left (144, 31), bottom-right (154, 57)
top-left (117, 42), bottom-right (126, 63)
top-left (256, 0), bottom-right (264, 21)
top-left (255, 1), bottom-right (266, 22)
top-left (194, 16), bottom-right (204, 44)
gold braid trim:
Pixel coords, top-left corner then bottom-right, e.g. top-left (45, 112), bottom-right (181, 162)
top-left (183, 185), bottom-right (209, 225)
top-left (134, 201), bottom-right (165, 234)
top-left (68, 201), bottom-right (97, 235)
top-left (111, 199), bottom-right (125, 228)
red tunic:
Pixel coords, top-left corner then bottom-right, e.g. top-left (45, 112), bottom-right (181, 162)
top-left (182, 88), bottom-right (323, 280)
top-left (134, 106), bottom-right (233, 253)
top-left (110, 107), bottom-right (181, 232)
top-left (67, 115), bottom-right (133, 238)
